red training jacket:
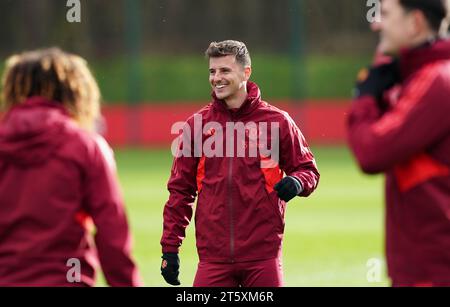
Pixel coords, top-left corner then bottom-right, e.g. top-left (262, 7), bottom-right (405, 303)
top-left (161, 81), bottom-right (320, 263)
top-left (348, 40), bottom-right (450, 284)
top-left (0, 97), bottom-right (142, 287)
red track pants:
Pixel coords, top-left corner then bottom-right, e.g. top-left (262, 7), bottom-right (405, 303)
top-left (193, 257), bottom-right (283, 287)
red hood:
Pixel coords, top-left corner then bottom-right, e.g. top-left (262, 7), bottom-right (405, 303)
top-left (0, 97), bottom-right (72, 166)
top-left (212, 81), bottom-right (262, 117)
top-left (400, 39), bottom-right (450, 79)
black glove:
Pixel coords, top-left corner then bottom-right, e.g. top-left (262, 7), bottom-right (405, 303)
top-left (354, 60), bottom-right (400, 102)
top-left (161, 253), bottom-right (180, 286)
top-left (274, 176), bottom-right (303, 203)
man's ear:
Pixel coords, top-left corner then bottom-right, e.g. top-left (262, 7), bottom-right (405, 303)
top-left (244, 66), bottom-right (252, 81)
top-left (412, 10), bottom-right (431, 35)
top-left (439, 18), bottom-right (449, 36)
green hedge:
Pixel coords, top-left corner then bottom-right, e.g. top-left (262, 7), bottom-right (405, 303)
top-left (1, 54), bottom-right (372, 104)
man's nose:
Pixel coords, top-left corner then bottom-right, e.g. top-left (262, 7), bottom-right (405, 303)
top-left (370, 21), bottom-right (382, 33)
top-left (212, 73), bottom-right (222, 84)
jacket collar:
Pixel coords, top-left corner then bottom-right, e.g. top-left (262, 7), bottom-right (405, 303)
top-left (5, 96), bottom-right (68, 117)
top-left (399, 38), bottom-right (450, 80)
top-left (212, 81), bottom-right (262, 117)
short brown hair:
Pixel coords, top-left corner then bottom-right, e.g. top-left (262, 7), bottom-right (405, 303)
top-left (1, 48), bottom-right (100, 131)
top-left (400, 0), bottom-right (448, 32)
top-left (205, 40), bottom-right (251, 67)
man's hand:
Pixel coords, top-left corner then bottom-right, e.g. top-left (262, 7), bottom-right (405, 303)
top-left (354, 60), bottom-right (400, 102)
top-left (274, 176), bottom-right (303, 203)
top-left (161, 253), bottom-right (180, 286)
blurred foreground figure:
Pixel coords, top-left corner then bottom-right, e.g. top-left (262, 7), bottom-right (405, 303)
top-left (348, 0), bottom-right (450, 286)
top-left (0, 48), bottom-right (141, 287)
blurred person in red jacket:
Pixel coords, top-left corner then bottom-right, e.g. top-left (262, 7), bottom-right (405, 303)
top-left (160, 40), bottom-right (320, 287)
top-left (0, 48), bottom-right (142, 287)
top-left (348, 0), bottom-right (450, 286)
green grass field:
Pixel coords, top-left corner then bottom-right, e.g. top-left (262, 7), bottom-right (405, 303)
top-left (112, 146), bottom-right (389, 287)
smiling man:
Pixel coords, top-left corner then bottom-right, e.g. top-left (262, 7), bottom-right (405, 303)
top-left (160, 40), bottom-right (319, 287)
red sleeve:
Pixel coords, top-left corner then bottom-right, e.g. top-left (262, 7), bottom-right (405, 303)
top-left (83, 136), bottom-right (142, 287)
top-left (347, 65), bottom-right (450, 174)
top-left (161, 120), bottom-right (199, 253)
top-left (279, 113), bottom-right (320, 197)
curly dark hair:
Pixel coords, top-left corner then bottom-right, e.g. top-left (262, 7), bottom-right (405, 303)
top-left (1, 48), bottom-right (100, 131)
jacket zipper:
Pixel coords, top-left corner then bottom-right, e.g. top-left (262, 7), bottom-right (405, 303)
top-left (227, 111), bottom-right (235, 263)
